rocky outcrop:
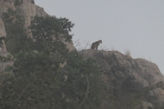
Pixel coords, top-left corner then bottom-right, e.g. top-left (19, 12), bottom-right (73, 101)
top-left (0, 0), bottom-right (75, 53)
top-left (0, 0), bottom-right (47, 28)
top-left (80, 49), bottom-right (164, 109)
top-left (0, 0), bottom-right (39, 54)
top-left (16, 0), bottom-right (48, 28)
top-left (0, 0), bottom-right (48, 72)
top-left (1, 0), bottom-right (163, 108)
top-left (0, 18), bottom-right (6, 37)
top-left (0, 0), bottom-right (75, 72)
top-left (0, 0), bottom-right (48, 38)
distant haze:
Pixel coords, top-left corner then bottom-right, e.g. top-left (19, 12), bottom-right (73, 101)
top-left (35, 0), bottom-right (164, 73)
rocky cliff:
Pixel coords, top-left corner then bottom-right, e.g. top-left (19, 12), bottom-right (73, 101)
top-left (0, 0), bottom-right (48, 72)
top-left (80, 50), bottom-right (164, 109)
top-left (0, 0), bottom-right (74, 54)
top-left (0, 0), bottom-right (75, 72)
top-left (0, 0), bottom-right (163, 109)
top-left (0, 0), bottom-right (47, 36)
top-left (0, 0), bottom-right (47, 53)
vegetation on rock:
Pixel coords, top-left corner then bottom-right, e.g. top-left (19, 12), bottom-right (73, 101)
top-left (0, 1), bottom-right (164, 109)
top-left (0, 10), bottom-right (104, 109)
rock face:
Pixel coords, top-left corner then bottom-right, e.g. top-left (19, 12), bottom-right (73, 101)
top-left (0, 18), bottom-right (6, 37)
top-left (80, 50), bottom-right (164, 109)
top-left (0, 0), bottom-right (47, 31)
top-left (0, 0), bottom-right (75, 54)
top-left (0, 0), bottom-right (75, 72)
top-left (0, 0), bottom-right (48, 72)
top-left (0, 0), bottom-right (49, 54)
top-left (0, 0), bottom-right (163, 108)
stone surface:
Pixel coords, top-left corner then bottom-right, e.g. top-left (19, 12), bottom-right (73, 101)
top-left (0, 0), bottom-right (75, 72)
top-left (0, 0), bottom-right (48, 38)
top-left (80, 49), bottom-right (164, 109)
top-left (0, 18), bottom-right (6, 37)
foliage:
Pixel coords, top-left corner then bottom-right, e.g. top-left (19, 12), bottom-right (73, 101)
top-left (1, 7), bottom-right (161, 109)
top-left (0, 12), bottom-right (104, 109)
top-left (0, 51), bottom-right (104, 109)
top-left (14, 0), bottom-right (23, 6)
top-left (62, 52), bottom-right (104, 109)
top-left (0, 54), bottom-right (13, 62)
top-left (30, 16), bottom-right (74, 42)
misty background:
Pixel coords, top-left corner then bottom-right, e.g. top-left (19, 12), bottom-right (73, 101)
top-left (35, 0), bottom-right (164, 73)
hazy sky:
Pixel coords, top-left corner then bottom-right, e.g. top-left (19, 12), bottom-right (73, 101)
top-left (35, 0), bottom-right (164, 73)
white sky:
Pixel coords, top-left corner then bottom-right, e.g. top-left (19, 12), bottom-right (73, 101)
top-left (35, 0), bottom-right (164, 73)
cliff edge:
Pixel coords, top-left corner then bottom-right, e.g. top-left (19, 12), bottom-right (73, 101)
top-left (0, 0), bottom-right (163, 109)
top-left (80, 50), bottom-right (164, 109)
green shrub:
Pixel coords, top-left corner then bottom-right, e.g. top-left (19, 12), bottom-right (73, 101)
top-left (14, 0), bottom-right (23, 6)
top-left (0, 11), bottom-right (105, 109)
top-left (31, 16), bottom-right (74, 42)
